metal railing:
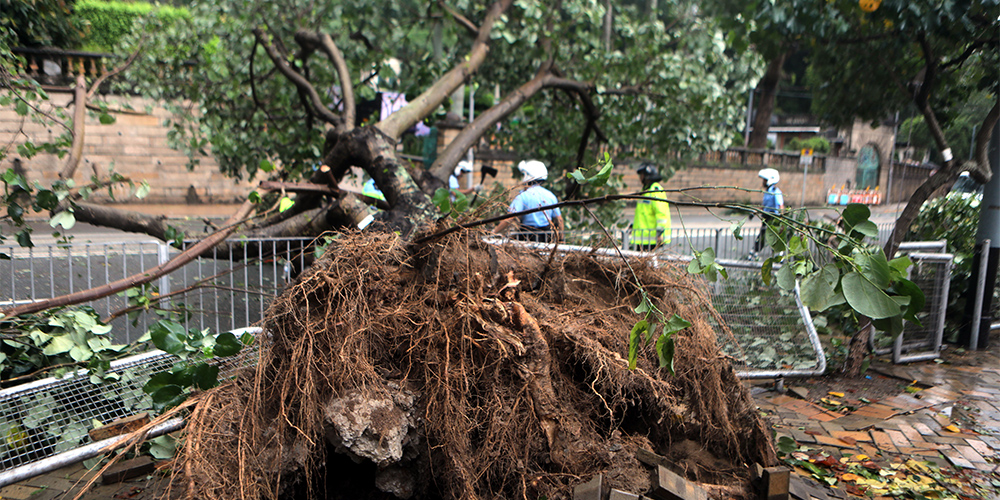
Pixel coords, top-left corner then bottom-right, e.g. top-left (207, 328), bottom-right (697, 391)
top-left (0, 238), bottom-right (314, 344)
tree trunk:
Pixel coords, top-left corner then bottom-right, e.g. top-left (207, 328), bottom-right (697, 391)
top-left (747, 52), bottom-right (787, 150)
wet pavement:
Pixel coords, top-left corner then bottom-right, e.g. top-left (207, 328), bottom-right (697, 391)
top-left (753, 349), bottom-right (1000, 499)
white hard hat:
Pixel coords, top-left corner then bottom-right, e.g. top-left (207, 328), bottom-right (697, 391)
top-left (758, 168), bottom-right (780, 186)
top-left (454, 161), bottom-right (473, 177)
top-left (517, 160), bottom-right (547, 183)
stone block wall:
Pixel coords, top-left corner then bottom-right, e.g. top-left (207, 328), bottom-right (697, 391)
top-left (0, 91), bottom-right (254, 204)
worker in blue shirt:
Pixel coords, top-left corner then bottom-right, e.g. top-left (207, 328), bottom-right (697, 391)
top-left (753, 168), bottom-right (784, 255)
top-left (492, 160), bottom-right (564, 243)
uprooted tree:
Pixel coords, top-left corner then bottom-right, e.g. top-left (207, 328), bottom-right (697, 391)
top-left (0, 0), bottom-right (982, 496)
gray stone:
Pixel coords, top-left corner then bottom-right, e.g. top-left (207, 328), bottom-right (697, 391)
top-left (609, 489), bottom-right (639, 500)
top-left (573, 474), bottom-right (603, 500)
top-left (324, 388), bottom-right (416, 465)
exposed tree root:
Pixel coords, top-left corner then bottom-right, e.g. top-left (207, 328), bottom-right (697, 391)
top-left (168, 229), bottom-right (776, 500)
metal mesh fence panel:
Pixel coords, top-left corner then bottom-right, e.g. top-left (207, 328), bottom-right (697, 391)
top-left (871, 252), bottom-right (951, 362)
top-left (0, 329), bottom-right (260, 474)
top-left (691, 259), bottom-right (825, 378)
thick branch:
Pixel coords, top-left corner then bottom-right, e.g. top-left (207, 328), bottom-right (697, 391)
top-left (59, 74), bottom-right (87, 181)
top-left (0, 197), bottom-right (261, 318)
top-left (294, 30), bottom-right (356, 132)
top-left (430, 68), bottom-right (555, 180)
top-left (253, 28), bottom-right (342, 127)
top-left (377, 0), bottom-right (514, 139)
top-left (71, 201), bottom-right (171, 241)
top-left (970, 99), bottom-right (1000, 182)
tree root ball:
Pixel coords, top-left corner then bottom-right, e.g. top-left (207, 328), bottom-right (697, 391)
top-left (171, 230), bottom-right (776, 500)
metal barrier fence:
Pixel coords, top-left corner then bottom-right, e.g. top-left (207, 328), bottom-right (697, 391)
top-left (0, 238), bottom-right (314, 344)
top-left (486, 237), bottom-right (826, 379)
top-left (0, 328), bottom-right (260, 486)
top-left (869, 241), bottom-right (953, 363)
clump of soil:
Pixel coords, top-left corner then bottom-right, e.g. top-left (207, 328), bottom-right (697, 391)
top-left (169, 229), bottom-right (776, 499)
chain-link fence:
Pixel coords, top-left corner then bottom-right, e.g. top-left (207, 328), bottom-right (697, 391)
top-left (0, 328), bottom-right (260, 485)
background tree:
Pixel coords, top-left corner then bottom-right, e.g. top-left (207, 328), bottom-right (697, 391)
top-left (801, 0), bottom-right (998, 374)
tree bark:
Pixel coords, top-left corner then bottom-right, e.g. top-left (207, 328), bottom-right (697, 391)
top-left (59, 74), bottom-right (87, 181)
top-left (378, 0), bottom-right (513, 141)
top-left (747, 52), bottom-right (787, 149)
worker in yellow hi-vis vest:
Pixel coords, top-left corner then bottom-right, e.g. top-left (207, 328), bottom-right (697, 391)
top-left (630, 162), bottom-right (671, 251)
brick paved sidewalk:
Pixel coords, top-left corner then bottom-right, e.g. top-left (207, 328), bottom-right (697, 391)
top-left (754, 356), bottom-right (1000, 499)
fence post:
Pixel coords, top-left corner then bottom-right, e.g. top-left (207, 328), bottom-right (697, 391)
top-left (970, 239), bottom-right (991, 351)
top-left (158, 242), bottom-right (171, 307)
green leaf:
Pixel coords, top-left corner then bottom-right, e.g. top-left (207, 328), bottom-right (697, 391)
top-left (850, 220), bottom-right (879, 239)
top-left (148, 435), bottom-right (177, 460)
top-left (761, 258), bottom-right (774, 286)
top-left (841, 272), bottom-right (901, 319)
top-left (98, 113), bottom-right (115, 125)
top-left (16, 229), bottom-right (33, 248)
top-left (149, 320), bottom-right (188, 355)
top-left (259, 159), bottom-right (275, 172)
top-left (15, 100), bottom-right (28, 116)
top-left (663, 314), bottom-right (692, 335)
top-left (655, 333), bottom-right (675, 374)
top-left (35, 190), bottom-right (58, 210)
top-left (799, 265), bottom-right (840, 311)
top-left (893, 278), bottom-right (925, 325)
top-left (49, 211), bottom-right (76, 230)
top-left (731, 219), bottom-right (746, 240)
top-left (628, 320), bottom-right (645, 370)
top-left (776, 436), bottom-right (797, 454)
top-left (432, 188), bottom-right (451, 213)
top-left (775, 264), bottom-right (796, 291)
top-left (841, 203), bottom-right (871, 228)
top-left (191, 363), bottom-right (219, 390)
top-left (855, 250), bottom-right (892, 288)
top-left (452, 191), bottom-right (469, 213)
top-left (278, 197), bottom-right (294, 213)
top-left (888, 256), bottom-right (913, 278)
top-left (42, 335), bottom-right (75, 355)
top-left (213, 332), bottom-right (242, 357)
top-left (151, 385), bottom-right (186, 408)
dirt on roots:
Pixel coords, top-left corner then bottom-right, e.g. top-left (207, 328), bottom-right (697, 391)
top-left (167, 229), bottom-right (777, 499)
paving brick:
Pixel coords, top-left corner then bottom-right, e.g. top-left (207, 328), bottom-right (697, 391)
top-left (812, 413), bottom-right (841, 422)
top-left (966, 438), bottom-right (994, 457)
top-left (830, 430), bottom-right (872, 443)
top-left (815, 435), bottom-right (857, 449)
top-left (0, 484), bottom-right (43, 500)
top-left (869, 431), bottom-right (899, 453)
top-left (790, 429), bottom-right (818, 444)
top-left (955, 445), bottom-right (987, 464)
top-left (819, 421), bottom-right (846, 433)
top-left (898, 423), bottom-right (924, 443)
top-left (925, 435), bottom-right (971, 445)
top-left (885, 429), bottom-right (911, 448)
top-left (943, 449), bottom-right (976, 469)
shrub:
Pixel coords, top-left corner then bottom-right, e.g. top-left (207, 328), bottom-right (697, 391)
top-left (906, 191), bottom-right (986, 337)
top-left (73, 0), bottom-right (189, 52)
top-left (785, 136), bottom-right (830, 154)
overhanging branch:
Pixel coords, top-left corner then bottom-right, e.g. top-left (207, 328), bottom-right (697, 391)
top-left (253, 28), bottom-right (342, 127)
top-left (377, 0), bottom-right (514, 139)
